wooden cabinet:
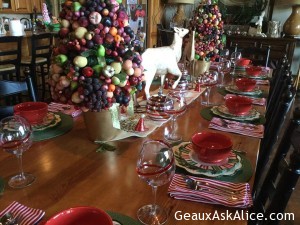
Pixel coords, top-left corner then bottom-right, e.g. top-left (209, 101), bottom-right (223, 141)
top-left (226, 35), bottom-right (297, 67)
top-left (13, 0), bottom-right (31, 13)
top-left (0, 0), bottom-right (43, 13)
top-left (32, 0), bottom-right (44, 13)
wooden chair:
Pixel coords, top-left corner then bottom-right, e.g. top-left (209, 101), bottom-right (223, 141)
top-left (241, 45), bottom-right (271, 68)
top-left (253, 79), bottom-right (296, 194)
top-left (21, 33), bottom-right (53, 101)
top-left (0, 76), bottom-right (37, 120)
top-left (249, 107), bottom-right (300, 225)
top-left (0, 36), bottom-right (23, 81)
top-left (268, 55), bottom-right (289, 102)
top-left (265, 66), bottom-right (293, 126)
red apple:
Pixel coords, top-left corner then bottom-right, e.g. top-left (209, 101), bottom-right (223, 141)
top-left (82, 67), bottom-right (94, 77)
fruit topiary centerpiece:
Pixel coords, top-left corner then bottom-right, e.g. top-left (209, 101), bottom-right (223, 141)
top-left (49, 0), bottom-right (144, 113)
top-left (189, 0), bottom-right (224, 62)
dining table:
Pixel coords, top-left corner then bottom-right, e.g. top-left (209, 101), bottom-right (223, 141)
top-left (0, 72), bottom-right (269, 225)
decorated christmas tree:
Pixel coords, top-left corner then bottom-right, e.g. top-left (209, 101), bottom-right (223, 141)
top-left (49, 0), bottom-right (144, 112)
top-left (189, 0), bottom-right (224, 62)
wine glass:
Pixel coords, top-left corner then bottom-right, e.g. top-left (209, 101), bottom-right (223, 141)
top-left (0, 116), bottom-right (35, 188)
top-left (164, 90), bottom-right (187, 142)
top-left (200, 71), bottom-right (218, 106)
top-left (136, 140), bottom-right (176, 225)
top-left (230, 51), bottom-right (242, 82)
top-left (217, 48), bottom-right (230, 87)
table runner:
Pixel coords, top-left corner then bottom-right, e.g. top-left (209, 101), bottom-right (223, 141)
top-left (96, 89), bottom-right (204, 142)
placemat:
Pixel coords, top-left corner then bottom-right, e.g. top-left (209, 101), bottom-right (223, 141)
top-left (200, 107), bottom-right (266, 125)
top-left (32, 113), bottom-right (74, 142)
top-left (217, 87), bottom-right (268, 98)
top-left (107, 211), bottom-right (141, 225)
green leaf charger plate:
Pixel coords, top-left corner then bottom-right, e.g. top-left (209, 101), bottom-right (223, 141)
top-left (200, 106), bottom-right (266, 125)
top-left (32, 112), bottom-right (74, 142)
top-left (107, 211), bottom-right (141, 225)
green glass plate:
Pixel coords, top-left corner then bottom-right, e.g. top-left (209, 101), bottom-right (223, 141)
top-left (174, 143), bottom-right (253, 183)
top-left (32, 113), bottom-right (74, 142)
top-left (200, 107), bottom-right (266, 125)
top-left (217, 87), bottom-right (268, 98)
top-left (107, 211), bottom-right (141, 225)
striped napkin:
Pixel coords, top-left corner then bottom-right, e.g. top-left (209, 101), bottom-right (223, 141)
top-left (224, 94), bottom-right (266, 106)
top-left (48, 102), bottom-right (82, 117)
top-left (208, 117), bottom-right (264, 138)
top-left (0, 201), bottom-right (45, 225)
top-left (255, 79), bottom-right (269, 85)
top-left (168, 174), bottom-right (253, 208)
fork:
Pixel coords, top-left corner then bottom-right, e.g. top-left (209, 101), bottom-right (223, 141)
top-left (182, 175), bottom-right (241, 195)
top-left (0, 213), bottom-right (19, 225)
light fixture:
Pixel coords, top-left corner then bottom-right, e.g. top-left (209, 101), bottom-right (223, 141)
top-left (168, 0), bottom-right (194, 27)
top-left (277, 0), bottom-right (300, 38)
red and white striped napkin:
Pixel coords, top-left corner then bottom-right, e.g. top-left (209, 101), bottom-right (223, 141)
top-left (209, 117), bottom-right (264, 138)
top-left (48, 102), bottom-right (82, 117)
top-left (224, 94), bottom-right (266, 106)
top-left (0, 201), bottom-right (45, 225)
top-left (255, 79), bottom-right (269, 85)
top-left (168, 174), bottom-right (253, 208)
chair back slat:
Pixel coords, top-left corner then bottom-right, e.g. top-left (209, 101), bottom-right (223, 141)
top-left (30, 33), bottom-right (53, 64)
top-left (0, 36), bottom-right (22, 80)
top-left (253, 84), bottom-right (296, 194)
top-left (249, 107), bottom-right (300, 225)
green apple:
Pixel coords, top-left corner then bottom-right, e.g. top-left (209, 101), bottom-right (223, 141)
top-left (96, 45), bottom-right (105, 57)
top-left (85, 31), bottom-right (94, 40)
top-left (61, 19), bottom-right (70, 28)
top-left (73, 56), bottom-right (88, 68)
top-left (92, 64), bottom-right (104, 74)
top-left (75, 27), bottom-right (87, 39)
top-left (55, 54), bottom-right (68, 65)
top-left (118, 79), bottom-right (128, 87)
top-left (112, 76), bottom-right (120, 85)
top-left (72, 2), bottom-right (81, 12)
top-left (111, 61), bottom-right (122, 74)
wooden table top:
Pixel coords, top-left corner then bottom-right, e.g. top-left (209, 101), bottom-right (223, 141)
top-left (0, 75), bottom-right (268, 225)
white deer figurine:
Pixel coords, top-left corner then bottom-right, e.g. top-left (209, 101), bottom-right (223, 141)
top-left (141, 27), bottom-right (189, 99)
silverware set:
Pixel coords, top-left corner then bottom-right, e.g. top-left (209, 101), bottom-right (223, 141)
top-left (182, 175), bottom-right (241, 200)
top-left (0, 213), bottom-right (19, 225)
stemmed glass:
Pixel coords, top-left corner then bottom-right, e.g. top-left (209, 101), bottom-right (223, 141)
top-left (0, 116), bottom-right (35, 188)
top-left (164, 90), bottom-right (187, 142)
top-left (136, 140), bottom-right (176, 225)
top-left (217, 48), bottom-right (231, 87)
top-left (200, 71), bottom-right (218, 106)
top-left (230, 51), bottom-right (242, 82)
